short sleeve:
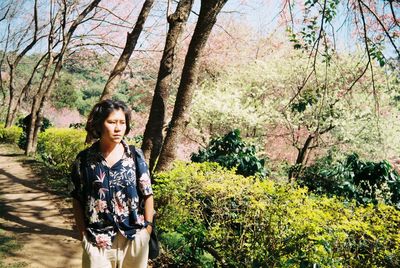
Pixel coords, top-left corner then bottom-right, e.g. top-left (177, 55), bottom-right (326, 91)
top-left (69, 155), bottom-right (83, 203)
top-left (135, 148), bottom-right (153, 196)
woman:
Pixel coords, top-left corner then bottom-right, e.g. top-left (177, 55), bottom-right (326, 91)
top-left (70, 99), bottom-right (154, 268)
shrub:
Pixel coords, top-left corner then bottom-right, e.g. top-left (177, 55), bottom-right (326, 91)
top-left (191, 129), bottom-right (267, 177)
top-left (299, 153), bottom-right (400, 208)
top-left (0, 126), bottom-right (23, 144)
top-left (16, 115), bottom-right (52, 150)
top-left (37, 128), bottom-right (86, 176)
top-left (153, 162), bottom-right (400, 267)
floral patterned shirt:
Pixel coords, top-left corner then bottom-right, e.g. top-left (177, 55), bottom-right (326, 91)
top-left (70, 140), bottom-right (153, 249)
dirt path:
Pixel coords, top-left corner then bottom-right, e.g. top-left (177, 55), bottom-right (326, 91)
top-left (0, 144), bottom-right (81, 268)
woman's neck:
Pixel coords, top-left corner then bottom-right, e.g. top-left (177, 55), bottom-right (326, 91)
top-left (99, 140), bottom-right (120, 158)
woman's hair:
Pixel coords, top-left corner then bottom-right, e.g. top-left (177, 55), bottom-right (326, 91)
top-left (85, 99), bottom-right (131, 143)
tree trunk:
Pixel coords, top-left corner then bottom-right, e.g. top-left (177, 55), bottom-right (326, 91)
top-left (100, 0), bottom-right (154, 100)
top-left (155, 0), bottom-right (228, 172)
top-left (5, 53), bottom-right (46, 127)
top-left (5, 89), bottom-right (17, 127)
top-left (289, 134), bottom-right (314, 179)
top-left (25, 0), bottom-right (102, 155)
top-left (4, 0), bottom-right (39, 127)
top-left (25, 55), bottom-right (54, 155)
top-left (142, 0), bottom-right (193, 171)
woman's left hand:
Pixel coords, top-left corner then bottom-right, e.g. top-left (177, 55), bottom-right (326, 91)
top-left (145, 225), bottom-right (152, 235)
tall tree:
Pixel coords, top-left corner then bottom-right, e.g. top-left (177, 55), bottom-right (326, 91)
top-left (155, 0), bottom-right (229, 172)
top-left (25, 0), bottom-right (102, 155)
top-left (3, 0), bottom-right (42, 127)
top-left (142, 0), bottom-right (194, 171)
top-left (99, 0), bottom-right (154, 101)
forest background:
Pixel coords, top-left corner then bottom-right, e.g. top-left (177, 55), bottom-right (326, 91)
top-left (1, 0), bottom-right (400, 267)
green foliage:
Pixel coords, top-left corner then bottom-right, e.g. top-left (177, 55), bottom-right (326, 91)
top-left (0, 126), bottom-right (22, 144)
top-left (191, 50), bottom-right (400, 164)
top-left (51, 72), bottom-right (80, 109)
top-left (369, 40), bottom-right (386, 67)
top-left (16, 115), bottom-right (52, 150)
top-left (299, 153), bottom-right (400, 208)
top-left (191, 129), bottom-right (267, 177)
top-left (290, 89), bottom-right (318, 113)
top-left (113, 80), bottom-right (146, 113)
top-left (69, 123), bottom-right (85, 129)
top-left (37, 128), bottom-right (86, 176)
top-left (154, 162), bottom-right (400, 267)
top-left (59, 50), bottom-right (149, 115)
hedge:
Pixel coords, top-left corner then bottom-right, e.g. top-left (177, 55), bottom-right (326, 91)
top-left (37, 128), bottom-right (87, 175)
top-left (0, 126), bottom-right (22, 144)
top-left (153, 162), bottom-right (400, 267)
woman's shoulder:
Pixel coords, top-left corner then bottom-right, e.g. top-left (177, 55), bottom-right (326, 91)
top-left (75, 142), bottom-right (99, 162)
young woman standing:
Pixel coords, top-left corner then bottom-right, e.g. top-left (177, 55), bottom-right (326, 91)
top-left (70, 99), bottom-right (154, 268)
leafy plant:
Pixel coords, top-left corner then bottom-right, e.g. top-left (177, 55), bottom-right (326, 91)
top-left (153, 161), bottom-right (400, 267)
top-left (37, 128), bottom-right (86, 176)
top-left (16, 115), bottom-right (52, 150)
top-left (299, 152), bottom-right (400, 208)
top-left (191, 129), bottom-right (267, 177)
top-left (0, 126), bottom-right (22, 144)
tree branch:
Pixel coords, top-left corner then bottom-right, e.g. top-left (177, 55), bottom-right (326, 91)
top-left (388, 0), bottom-right (399, 28)
top-left (360, 0), bottom-right (400, 58)
top-left (358, 0), bottom-right (379, 114)
top-left (0, 4), bottom-right (10, 22)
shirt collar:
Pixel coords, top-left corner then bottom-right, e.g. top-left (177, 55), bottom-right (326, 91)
top-left (89, 139), bottom-right (131, 160)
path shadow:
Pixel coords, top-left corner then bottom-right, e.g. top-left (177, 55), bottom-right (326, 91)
top-left (0, 167), bottom-right (51, 194)
top-left (0, 153), bottom-right (24, 157)
top-left (0, 167), bottom-right (79, 240)
top-left (0, 200), bottom-right (78, 239)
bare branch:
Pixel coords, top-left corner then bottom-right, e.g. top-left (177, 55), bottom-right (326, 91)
top-left (0, 23), bottom-right (11, 105)
top-left (332, 59), bottom-right (370, 106)
top-left (287, 0), bottom-right (294, 30)
top-left (97, 5), bottom-right (134, 26)
top-left (0, 3), bottom-right (10, 22)
top-left (358, 0), bottom-right (379, 114)
top-left (360, 0), bottom-right (400, 58)
top-left (284, 0), bottom-right (328, 109)
top-left (311, 0), bottom-right (328, 70)
top-left (69, 40), bottom-right (124, 50)
top-left (389, 0), bottom-right (399, 28)
top-left (85, 17), bottom-right (133, 29)
top-left (18, 52), bottom-right (48, 104)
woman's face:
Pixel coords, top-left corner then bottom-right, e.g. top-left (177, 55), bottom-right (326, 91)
top-left (101, 109), bottom-right (127, 144)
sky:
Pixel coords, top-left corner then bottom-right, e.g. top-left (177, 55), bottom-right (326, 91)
top-left (0, 0), bottom-right (398, 60)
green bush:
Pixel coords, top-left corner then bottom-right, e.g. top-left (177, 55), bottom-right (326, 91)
top-left (299, 153), bottom-right (400, 208)
top-left (191, 129), bottom-right (267, 177)
top-left (153, 162), bottom-right (400, 267)
top-left (37, 128), bottom-right (86, 175)
top-left (0, 126), bottom-right (23, 144)
top-left (16, 115), bottom-right (52, 150)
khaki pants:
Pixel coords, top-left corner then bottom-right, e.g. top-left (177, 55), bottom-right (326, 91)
top-left (82, 229), bottom-right (150, 268)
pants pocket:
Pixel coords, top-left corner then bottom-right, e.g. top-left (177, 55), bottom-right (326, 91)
top-left (141, 228), bottom-right (151, 245)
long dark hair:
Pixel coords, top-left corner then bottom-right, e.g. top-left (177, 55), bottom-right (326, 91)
top-left (85, 99), bottom-right (131, 143)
